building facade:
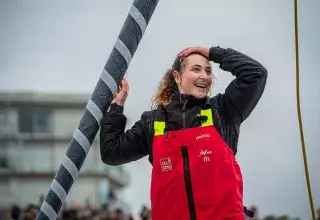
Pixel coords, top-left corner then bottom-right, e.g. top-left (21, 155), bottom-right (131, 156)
top-left (0, 92), bottom-right (130, 210)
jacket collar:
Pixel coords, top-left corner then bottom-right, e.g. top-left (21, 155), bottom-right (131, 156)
top-left (167, 90), bottom-right (211, 110)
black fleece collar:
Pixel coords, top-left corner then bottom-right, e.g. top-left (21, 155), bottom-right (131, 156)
top-left (167, 90), bottom-right (211, 110)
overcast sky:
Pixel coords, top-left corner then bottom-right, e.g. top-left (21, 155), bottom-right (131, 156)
top-left (0, 0), bottom-right (319, 219)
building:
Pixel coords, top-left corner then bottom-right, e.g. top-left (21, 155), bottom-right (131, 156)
top-left (0, 91), bottom-right (130, 210)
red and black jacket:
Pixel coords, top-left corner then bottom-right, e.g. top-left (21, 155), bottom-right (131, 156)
top-left (100, 46), bottom-right (267, 166)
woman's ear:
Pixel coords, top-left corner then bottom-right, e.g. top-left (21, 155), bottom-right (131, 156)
top-left (173, 70), bottom-right (181, 84)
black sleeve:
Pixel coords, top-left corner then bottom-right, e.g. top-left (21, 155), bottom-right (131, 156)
top-left (100, 103), bottom-right (150, 166)
top-left (209, 46), bottom-right (268, 124)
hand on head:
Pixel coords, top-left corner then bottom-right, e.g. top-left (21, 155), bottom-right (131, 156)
top-left (179, 46), bottom-right (210, 59)
top-left (112, 46), bottom-right (212, 107)
top-left (174, 46), bottom-right (212, 99)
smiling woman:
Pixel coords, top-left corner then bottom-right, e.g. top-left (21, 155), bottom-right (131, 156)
top-left (153, 50), bottom-right (213, 108)
top-left (100, 45), bottom-right (267, 220)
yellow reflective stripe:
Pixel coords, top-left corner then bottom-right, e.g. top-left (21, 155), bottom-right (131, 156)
top-left (201, 108), bottom-right (214, 127)
top-left (153, 109), bottom-right (213, 136)
top-left (154, 121), bottom-right (165, 136)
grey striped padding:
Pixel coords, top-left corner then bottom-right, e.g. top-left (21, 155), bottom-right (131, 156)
top-left (61, 155), bottom-right (79, 181)
top-left (73, 129), bottom-right (90, 156)
top-left (50, 179), bottom-right (67, 202)
top-left (86, 99), bottom-right (103, 124)
top-left (36, 1), bottom-right (159, 219)
top-left (115, 38), bottom-right (132, 66)
top-left (40, 201), bottom-right (57, 220)
top-left (129, 5), bottom-right (147, 34)
top-left (100, 69), bottom-right (118, 96)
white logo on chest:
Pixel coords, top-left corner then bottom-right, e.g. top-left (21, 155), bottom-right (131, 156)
top-left (199, 150), bottom-right (212, 162)
top-left (196, 133), bottom-right (210, 140)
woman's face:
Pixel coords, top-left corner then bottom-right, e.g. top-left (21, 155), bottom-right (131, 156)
top-left (174, 54), bottom-right (213, 99)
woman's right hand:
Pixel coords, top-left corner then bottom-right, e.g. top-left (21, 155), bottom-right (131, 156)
top-left (111, 78), bottom-right (129, 106)
top-left (179, 46), bottom-right (210, 59)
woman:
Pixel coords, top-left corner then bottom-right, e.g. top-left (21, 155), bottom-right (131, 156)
top-left (100, 46), bottom-right (267, 220)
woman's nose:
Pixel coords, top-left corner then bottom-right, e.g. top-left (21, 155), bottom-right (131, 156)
top-left (200, 71), bottom-right (211, 79)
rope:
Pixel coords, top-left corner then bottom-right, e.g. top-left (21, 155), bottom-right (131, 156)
top-left (294, 0), bottom-right (316, 219)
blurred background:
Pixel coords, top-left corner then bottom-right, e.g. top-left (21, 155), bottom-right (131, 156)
top-left (0, 0), bottom-right (319, 219)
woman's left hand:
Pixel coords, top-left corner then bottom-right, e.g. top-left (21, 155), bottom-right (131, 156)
top-left (179, 46), bottom-right (210, 59)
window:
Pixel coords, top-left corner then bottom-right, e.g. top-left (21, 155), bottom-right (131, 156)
top-left (0, 109), bottom-right (6, 127)
top-left (18, 106), bottom-right (53, 133)
top-left (0, 156), bottom-right (8, 168)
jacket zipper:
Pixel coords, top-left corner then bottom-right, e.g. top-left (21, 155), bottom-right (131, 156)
top-left (181, 99), bottom-right (196, 220)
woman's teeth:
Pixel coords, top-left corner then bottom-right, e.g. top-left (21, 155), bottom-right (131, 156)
top-left (195, 83), bottom-right (206, 88)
